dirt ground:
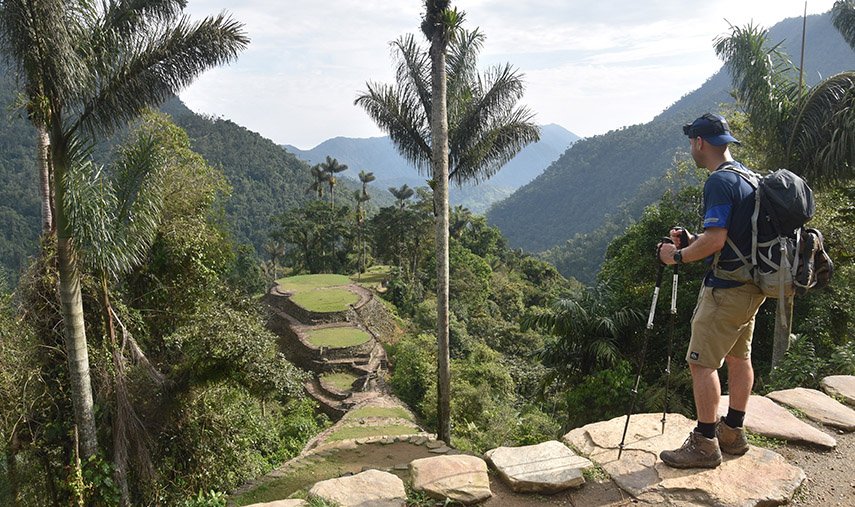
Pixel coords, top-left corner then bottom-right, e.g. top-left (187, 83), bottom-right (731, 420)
top-left (778, 427), bottom-right (855, 507)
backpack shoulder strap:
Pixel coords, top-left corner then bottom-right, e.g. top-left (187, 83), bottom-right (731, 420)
top-left (711, 162), bottom-right (761, 271)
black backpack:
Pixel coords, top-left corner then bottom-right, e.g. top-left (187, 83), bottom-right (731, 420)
top-left (712, 165), bottom-right (833, 298)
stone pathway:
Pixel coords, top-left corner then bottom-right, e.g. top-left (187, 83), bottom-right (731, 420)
top-left (717, 395), bottom-right (837, 448)
top-left (248, 286), bottom-right (855, 506)
top-left (564, 413), bottom-right (805, 506)
top-left (767, 387), bottom-right (855, 431)
top-left (821, 375), bottom-right (855, 406)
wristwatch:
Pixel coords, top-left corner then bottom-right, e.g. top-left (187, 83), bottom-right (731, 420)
top-left (673, 249), bottom-right (684, 264)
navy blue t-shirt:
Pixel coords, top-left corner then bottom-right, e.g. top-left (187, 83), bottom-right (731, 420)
top-left (702, 162), bottom-right (756, 288)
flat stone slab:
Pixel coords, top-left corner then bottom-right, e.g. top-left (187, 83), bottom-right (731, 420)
top-left (717, 395), bottom-right (836, 448)
top-left (767, 387), bottom-right (855, 431)
top-left (410, 454), bottom-right (492, 505)
top-left (821, 375), bottom-right (855, 406)
top-left (245, 501), bottom-right (307, 507)
top-left (564, 413), bottom-right (805, 506)
top-left (484, 440), bottom-right (592, 493)
top-left (308, 469), bottom-right (406, 507)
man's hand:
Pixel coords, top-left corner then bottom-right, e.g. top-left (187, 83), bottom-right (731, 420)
top-left (658, 241), bottom-right (678, 265)
top-left (670, 227), bottom-right (692, 248)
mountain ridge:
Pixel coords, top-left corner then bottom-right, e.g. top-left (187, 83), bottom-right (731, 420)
top-left (487, 12), bottom-right (855, 254)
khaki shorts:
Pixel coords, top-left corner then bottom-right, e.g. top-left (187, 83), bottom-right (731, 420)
top-left (687, 283), bottom-right (766, 369)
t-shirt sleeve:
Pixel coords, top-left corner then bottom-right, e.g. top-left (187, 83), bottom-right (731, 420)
top-left (703, 174), bottom-right (734, 230)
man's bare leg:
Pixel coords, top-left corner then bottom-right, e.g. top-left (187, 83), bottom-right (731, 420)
top-left (690, 363), bottom-right (720, 424)
top-left (724, 355), bottom-right (753, 411)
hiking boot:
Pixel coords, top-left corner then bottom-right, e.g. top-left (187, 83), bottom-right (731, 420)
top-left (659, 430), bottom-right (722, 469)
top-left (716, 417), bottom-right (749, 455)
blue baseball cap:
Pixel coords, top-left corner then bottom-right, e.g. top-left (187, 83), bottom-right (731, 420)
top-left (682, 113), bottom-right (741, 146)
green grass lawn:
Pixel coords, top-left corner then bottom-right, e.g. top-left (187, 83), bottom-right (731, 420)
top-left (326, 424), bottom-right (420, 442)
top-left (290, 288), bottom-right (359, 313)
top-left (276, 273), bottom-right (351, 292)
top-left (320, 372), bottom-right (358, 392)
top-left (306, 327), bottom-right (372, 348)
top-left (342, 406), bottom-right (413, 422)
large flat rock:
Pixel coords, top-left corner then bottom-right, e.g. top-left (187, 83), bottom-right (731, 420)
top-left (564, 413), bottom-right (805, 506)
top-left (717, 395), bottom-right (836, 448)
top-left (821, 375), bottom-right (855, 406)
top-left (484, 440), bottom-right (592, 493)
top-left (767, 387), bottom-right (855, 431)
top-left (308, 469), bottom-right (406, 507)
top-left (410, 454), bottom-right (492, 505)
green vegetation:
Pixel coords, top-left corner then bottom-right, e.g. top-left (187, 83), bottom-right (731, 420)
top-left (307, 327), bottom-right (372, 348)
top-left (278, 273), bottom-right (352, 292)
top-left (351, 265), bottom-right (391, 288)
top-left (320, 372), bottom-right (358, 391)
top-left (292, 289), bottom-right (361, 313)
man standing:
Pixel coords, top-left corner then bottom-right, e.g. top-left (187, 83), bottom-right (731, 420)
top-left (657, 113), bottom-right (766, 469)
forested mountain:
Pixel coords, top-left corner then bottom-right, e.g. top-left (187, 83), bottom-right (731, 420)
top-left (160, 99), bottom-right (393, 253)
top-left (0, 66), bottom-right (39, 285)
top-left (284, 124), bottom-right (578, 213)
top-left (0, 90), bottom-right (393, 282)
top-left (488, 12), bottom-right (855, 254)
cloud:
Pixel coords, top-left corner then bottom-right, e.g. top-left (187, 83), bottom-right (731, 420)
top-left (179, 0), bottom-right (838, 148)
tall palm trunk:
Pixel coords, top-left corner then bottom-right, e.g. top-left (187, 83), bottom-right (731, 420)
top-left (52, 122), bottom-right (98, 460)
top-left (37, 124), bottom-right (53, 233)
top-left (429, 23), bottom-right (451, 445)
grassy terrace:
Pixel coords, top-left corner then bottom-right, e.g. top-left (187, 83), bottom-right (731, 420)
top-left (342, 406), bottom-right (413, 422)
top-left (306, 327), bottom-right (372, 348)
top-left (320, 372), bottom-right (358, 392)
top-left (290, 288), bottom-right (359, 313)
top-left (276, 273), bottom-right (351, 292)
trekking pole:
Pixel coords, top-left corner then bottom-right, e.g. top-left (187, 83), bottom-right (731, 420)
top-left (661, 263), bottom-right (677, 434)
top-left (618, 241), bottom-right (668, 459)
top-left (662, 228), bottom-right (688, 434)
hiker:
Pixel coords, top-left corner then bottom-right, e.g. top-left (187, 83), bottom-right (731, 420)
top-left (656, 113), bottom-right (766, 469)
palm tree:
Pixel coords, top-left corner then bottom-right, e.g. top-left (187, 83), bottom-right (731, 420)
top-left (389, 184), bottom-right (415, 209)
top-left (522, 286), bottom-right (642, 387)
top-left (356, 170), bottom-right (375, 274)
top-left (65, 120), bottom-right (169, 503)
top-left (320, 155), bottom-right (348, 208)
top-left (0, 0), bottom-right (248, 460)
top-left (306, 164), bottom-right (329, 200)
top-left (714, 11), bottom-right (855, 365)
top-left (355, 26), bottom-right (540, 186)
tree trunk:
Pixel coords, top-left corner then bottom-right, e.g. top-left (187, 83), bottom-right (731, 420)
top-left (37, 124), bottom-right (53, 234)
top-left (771, 296), bottom-right (794, 368)
top-left (430, 28), bottom-right (452, 445)
top-left (52, 123), bottom-right (99, 460)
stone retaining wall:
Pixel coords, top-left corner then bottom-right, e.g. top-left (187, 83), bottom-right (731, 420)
top-left (352, 297), bottom-right (400, 344)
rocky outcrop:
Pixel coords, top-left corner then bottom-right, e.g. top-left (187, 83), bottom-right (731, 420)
top-left (821, 375), bottom-right (855, 406)
top-left (767, 388), bottom-right (855, 431)
top-left (409, 455), bottom-right (492, 505)
top-left (308, 469), bottom-right (406, 506)
top-left (564, 413), bottom-right (805, 506)
top-left (484, 440), bottom-right (591, 493)
top-left (244, 500), bottom-right (307, 507)
top-left (717, 395), bottom-right (837, 448)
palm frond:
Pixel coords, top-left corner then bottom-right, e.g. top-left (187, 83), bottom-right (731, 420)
top-left (451, 107), bottom-right (540, 184)
top-left (99, 0), bottom-right (187, 36)
top-left (714, 22), bottom-right (802, 157)
top-left (788, 72), bottom-right (855, 185)
top-left (355, 82), bottom-right (432, 173)
top-left (446, 28), bottom-right (483, 104)
top-left (832, 0), bottom-right (855, 52)
top-left (77, 12), bottom-right (248, 136)
top-left (391, 34), bottom-right (431, 119)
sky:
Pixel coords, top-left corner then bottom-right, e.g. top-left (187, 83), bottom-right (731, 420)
top-left (181, 1), bottom-right (838, 150)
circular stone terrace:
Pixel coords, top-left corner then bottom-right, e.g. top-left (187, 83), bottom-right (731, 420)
top-left (272, 273), bottom-right (374, 314)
